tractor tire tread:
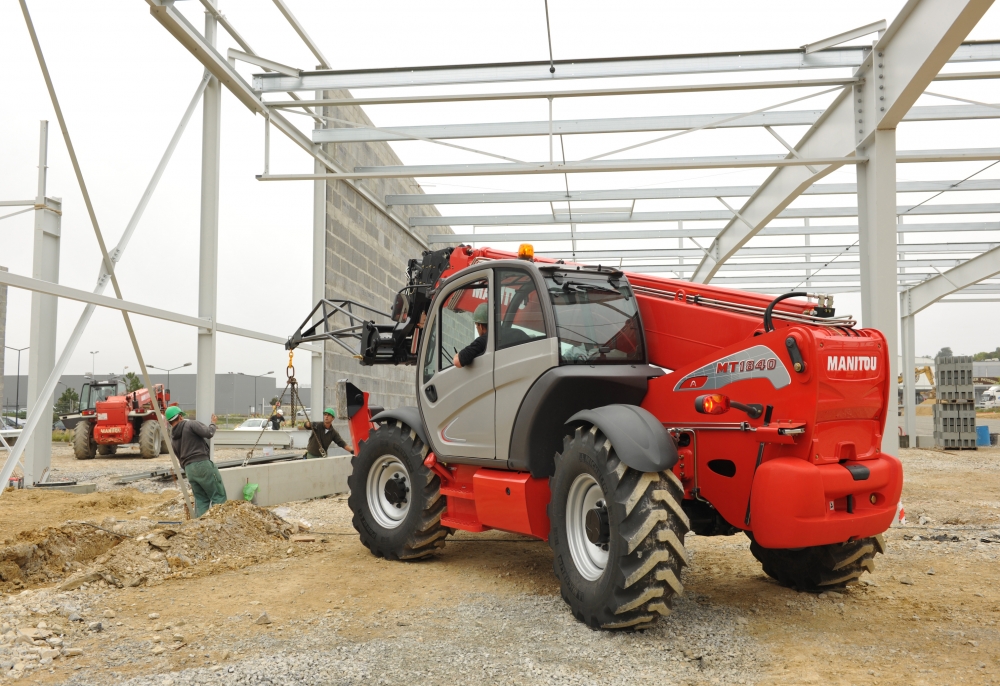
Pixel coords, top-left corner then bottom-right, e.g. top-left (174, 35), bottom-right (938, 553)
top-left (550, 426), bottom-right (687, 631)
top-left (72, 422), bottom-right (96, 460)
top-left (348, 420), bottom-right (446, 561)
top-left (748, 534), bottom-right (884, 591)
top-left (138, 421), bottom-right (161, 460)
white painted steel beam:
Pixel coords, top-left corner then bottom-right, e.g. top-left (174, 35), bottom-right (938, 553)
top-left (900, 244), bottom-right (1000, 316)
top-left (429, 221), bottom-right (1000, 244)
top-left (409, 202), bottom-right (1000, 227)
top-left (690, 1), bottom-right (995, 287)
top-left (319, 103), bottom-right (1000, 144)
top-left (804, 20), bottom-right (887, 54)
top-left (390, 177), bottom-right (1000, 206)
top-left (253, 41), bottom-right (1000, 93)
top-left (227, 48), bottom-right (299, 77)
top-left (0, 269), bottom-right (315, 350)
top-left (531, 242), bottom-right (997, 259)
top-left (25, 122), bottom-right (58, 485)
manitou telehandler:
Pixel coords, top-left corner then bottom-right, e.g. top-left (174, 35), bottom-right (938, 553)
top-left (287, 244), bottom-right (902, 630)
top-left (72, 383), bottom-right (173, 460)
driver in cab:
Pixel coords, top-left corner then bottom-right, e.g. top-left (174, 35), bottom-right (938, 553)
top-left (453, 303), bottom-right (488, 368)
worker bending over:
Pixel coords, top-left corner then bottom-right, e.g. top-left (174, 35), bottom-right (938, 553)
top-left (303, 407), bottom-right (354, 458)
top-left (453, 303), bottom-right (489, 368)
top-left (166, 406), bottom-right (226, 518)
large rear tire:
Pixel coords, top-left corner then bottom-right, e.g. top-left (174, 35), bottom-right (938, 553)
top-left (97, 444), bottom-right (118, 456)
top-left (348, 420), bottom-right (447, 560)
top-left (748, 533), bottom-right (886, 590)
top-left (138, 421), bottom-right (162, 459)
top-left (549, 424), bottom-right (690, 630)
top-left (72, 422), bottom-right (96, 460)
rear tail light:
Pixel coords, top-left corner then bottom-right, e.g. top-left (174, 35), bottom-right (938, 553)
top-left (695, 394), bottom-right (730, 415)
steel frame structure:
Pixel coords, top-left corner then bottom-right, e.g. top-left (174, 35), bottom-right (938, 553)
top-left (5, 0), bottom-right (1000, 482)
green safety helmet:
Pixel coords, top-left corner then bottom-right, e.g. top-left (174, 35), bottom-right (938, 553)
top-left (473, 302), bottom-right (489, 325)
top-left (323, 407), bottom-right (336, 418)
top-left (165, 406), bottom-right (184, 422)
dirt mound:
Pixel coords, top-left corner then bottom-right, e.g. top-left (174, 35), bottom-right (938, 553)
top-left (0, 523), bottom-right (120, 592)
top-left (85, 500), bottom-right (295, 588)
top-left (0, 487), bottom-right (173, 539)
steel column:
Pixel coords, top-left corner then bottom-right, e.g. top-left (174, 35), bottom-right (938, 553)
top-left (857, 129), bottom-right (899, 455)
top-left (311, 90), bottom-right (325, 423)
top-left (25, 121), bottom-right (59, 485)
top-left (901, 313), bottom-right (917, 441)
top-left (197, 1), bottom-right (221, 436)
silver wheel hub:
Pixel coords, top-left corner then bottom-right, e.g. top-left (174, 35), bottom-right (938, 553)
top-left (566, 473), bottom-right (609, 581)
top-left (366, 455), bottom-right (411, 529)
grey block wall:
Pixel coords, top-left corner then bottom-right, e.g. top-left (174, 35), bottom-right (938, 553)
top-left (320, 90), bottom-right (453, 412)
top-left (0, 266), bottom-right (6, 410)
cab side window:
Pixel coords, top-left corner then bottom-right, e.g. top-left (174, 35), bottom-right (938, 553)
top-left (496, 269), bottom-right (546, 350)
top-left (421, 313), bottom-right (438, 384)
top-left (439, 279), bottom-right (489, 370)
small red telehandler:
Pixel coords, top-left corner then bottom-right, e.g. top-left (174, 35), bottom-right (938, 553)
top-left (72, 383), bottom-right (172, 460)
top-left (287, 245), bottom-right (902, 630)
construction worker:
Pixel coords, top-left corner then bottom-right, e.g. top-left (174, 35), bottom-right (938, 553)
top-left (453, 302), bottom-right (489, 368)
top-left (302, 407), bottom-right (354, 458)
top-left (166, 406), bottom-right (226, 518)
top-left (268, 401), bottom-right (285, 430)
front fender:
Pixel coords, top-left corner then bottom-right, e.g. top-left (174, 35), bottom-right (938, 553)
top-left (566, 404), bottom-right (677, 473)
top-left (370, 406), bottom-right (429, 448)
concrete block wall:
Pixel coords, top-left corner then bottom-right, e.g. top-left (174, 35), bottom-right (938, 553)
top-left (0, 266), bottom-right (6, 410)
top-left (320, 90), bottom-right (453, 414)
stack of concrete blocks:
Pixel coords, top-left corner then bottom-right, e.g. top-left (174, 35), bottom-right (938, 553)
top-left (319, 90), bottom-right (451, 433)
top-left (934, 354), bottom-right (977, 449)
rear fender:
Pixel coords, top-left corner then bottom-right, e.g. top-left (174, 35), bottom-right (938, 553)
top-left (566, 405), bottom-right (678, 473)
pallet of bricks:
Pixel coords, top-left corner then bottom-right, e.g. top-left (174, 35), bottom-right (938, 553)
top-left (934, 354), bottom-right (977, 449)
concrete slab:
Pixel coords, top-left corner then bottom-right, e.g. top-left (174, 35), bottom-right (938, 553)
top-left (916, 435), bottom-right (935, 449)
top-left (212, 430), bottom-right (312, 449)
top-left (33, 482), bottom-right (97, 494)
top-left (219, 455), bottom-right (351, 507)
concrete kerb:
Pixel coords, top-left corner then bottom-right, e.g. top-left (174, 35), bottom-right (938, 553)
top-left (219, 454), bottom-right (350, 507)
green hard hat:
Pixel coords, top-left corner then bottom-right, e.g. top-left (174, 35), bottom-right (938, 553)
top-left (473, 302), bottom-right (489, 325)
top-left (323, 407), bottom-right (336, 418)
top-left (165, 406), bottom-right (184, 422)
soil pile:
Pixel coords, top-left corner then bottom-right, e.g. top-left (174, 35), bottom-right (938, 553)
top-left (85, 500), bottom-right (295, 588)
top-left (0, 487), bottom-right (172, 538)
top-left (0, 523), bottom-right (120, 592)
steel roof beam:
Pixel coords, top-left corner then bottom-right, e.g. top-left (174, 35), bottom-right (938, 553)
top-left (901, 243), bottom-right (1000, 316)
top-left (428, 221), bottom-right (1000, 243)
top-left (389, 177), bottom-right (1000, 206)
top-left (690, 1), bottom-right (996, 285)
top-left (319, 103), bottom-right (1000, 145)
top-left (527, 242), bottom-right (998, 259)
top-left (410, 202), bottom-right (1000, 227)
top-left (253, 41), bottom-right (1000, 93)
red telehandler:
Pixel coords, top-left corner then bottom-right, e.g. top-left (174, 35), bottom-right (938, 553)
top-left (72, 383), bottom-right (173, 460)
top-left (287, 244), bottom-right (902, 630)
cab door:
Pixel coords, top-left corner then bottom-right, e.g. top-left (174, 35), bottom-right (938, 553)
top-left (419, 270), bottom-right (495, 459)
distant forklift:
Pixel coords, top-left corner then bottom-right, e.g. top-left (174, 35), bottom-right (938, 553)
top-left (71, 382), bottom-right (173, 459)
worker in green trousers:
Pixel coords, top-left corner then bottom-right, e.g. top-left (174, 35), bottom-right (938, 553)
top-left (166, 406), bottom-right (227, 517)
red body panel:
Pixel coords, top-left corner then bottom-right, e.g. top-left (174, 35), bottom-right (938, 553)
top-left (91, 385), bottom-right (169, 446)
top-left (369, 245), bottom-right (903, 549)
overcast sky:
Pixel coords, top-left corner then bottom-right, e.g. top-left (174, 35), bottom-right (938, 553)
top-left (3, 0), bottom-right (1000, 382)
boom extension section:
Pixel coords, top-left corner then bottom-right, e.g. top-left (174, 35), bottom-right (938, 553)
top-left (286, 248), bottom-right (455, 365)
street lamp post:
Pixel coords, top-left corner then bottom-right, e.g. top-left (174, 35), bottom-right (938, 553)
top-left (5, 346), bottom-right (29, 425)
top-left (148, 362), bottom-right (192, 404)
top-left (89, 351), bottom-right (99, 380)
top-left (239, 371), bottom-right (274, 416)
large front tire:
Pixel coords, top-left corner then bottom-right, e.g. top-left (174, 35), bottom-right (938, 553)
top-left (549, 424), bottom-right (690, 630)
top-left (138, 421), bottom-right (162, 459)
top-left (72, 422), bottom-right (96, 460)
top-left (347, 420), bottom-right (447, 560)
top-left (748, 533), bottom-right (886, 590)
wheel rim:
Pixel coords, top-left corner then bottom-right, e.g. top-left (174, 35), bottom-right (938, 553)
top-left (566, 473), bottom-right (609, 581)
top-left (366, 455), bottom-right (411, 529)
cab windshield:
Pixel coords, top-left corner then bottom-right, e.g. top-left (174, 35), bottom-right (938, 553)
top-left (543, 271), bottom-right (644, 364)
top-left (80, 382), bottom-right (123, 410)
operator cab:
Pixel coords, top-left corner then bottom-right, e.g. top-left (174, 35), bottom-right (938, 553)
top-left (417, 259), bottom-right (652, 470)
top-left (79, 380), bottom-right (125, 414)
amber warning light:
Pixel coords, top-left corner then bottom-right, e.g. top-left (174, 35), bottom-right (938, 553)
top-left (695, 393), bottom-right (730, 415)
top-left (518, 243), bottom-right (534, 261)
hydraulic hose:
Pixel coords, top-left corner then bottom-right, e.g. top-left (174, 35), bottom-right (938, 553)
top-left (763, 292), bottom-right (808, 333)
